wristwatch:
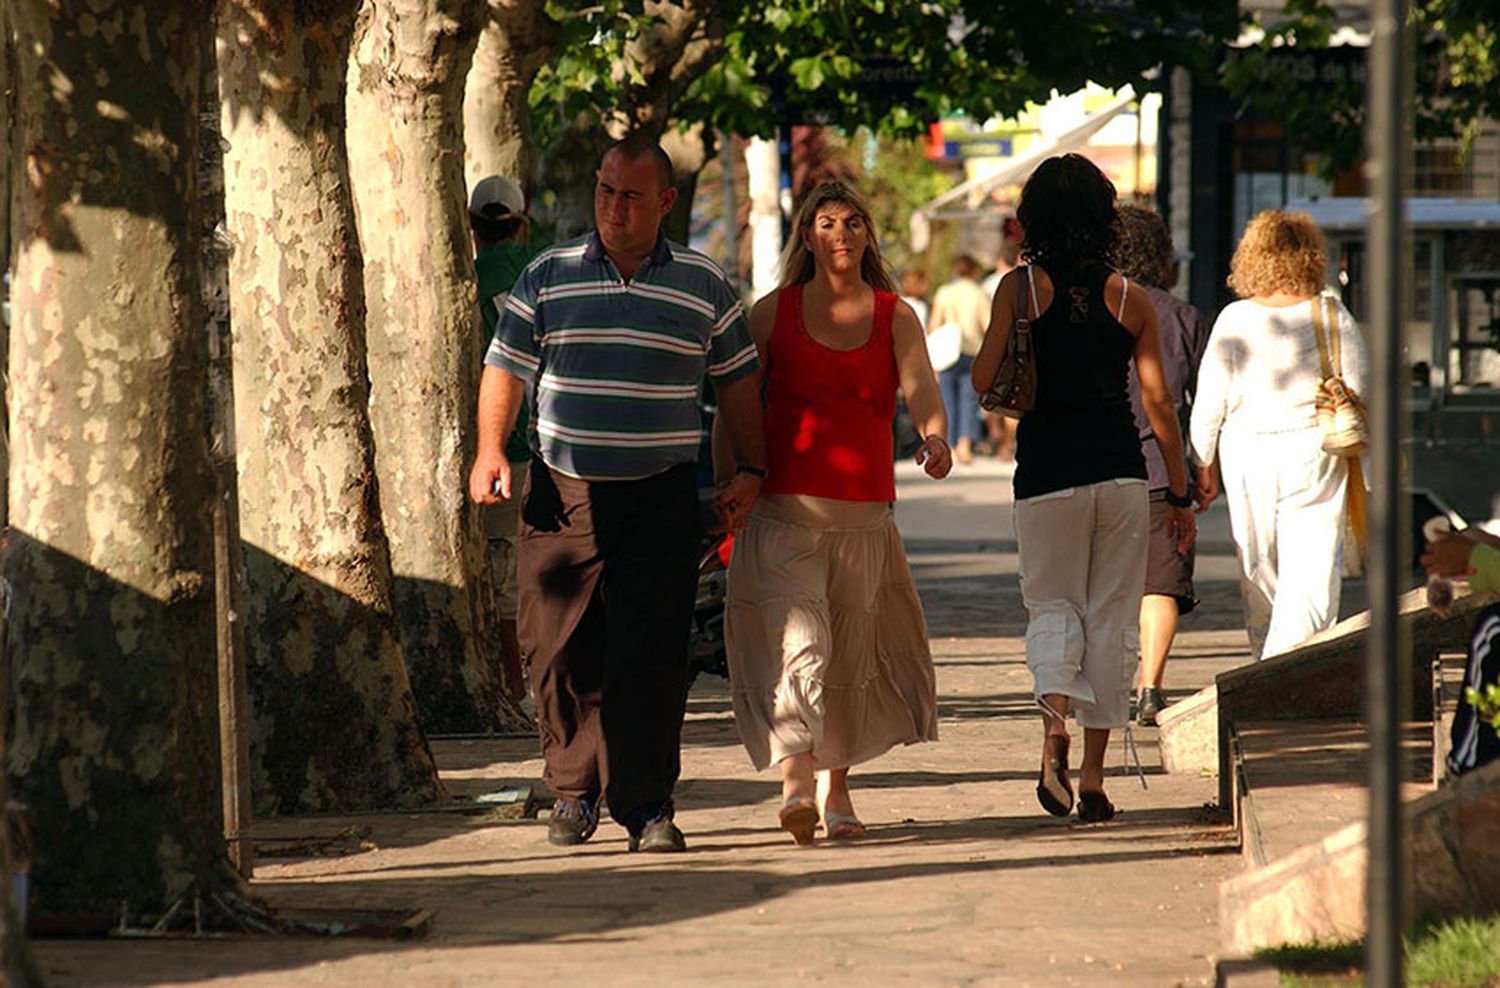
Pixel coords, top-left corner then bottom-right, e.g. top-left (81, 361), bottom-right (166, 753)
top-left (737, 465), bottom-right (767, 479)
top-left (1164, 488), bottom-right (1192, 508)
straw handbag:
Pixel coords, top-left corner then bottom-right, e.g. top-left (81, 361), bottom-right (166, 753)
top-left (1311, 294), bottom-right (1368, 458)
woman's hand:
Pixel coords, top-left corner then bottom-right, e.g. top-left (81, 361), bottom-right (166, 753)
top-left (915, 434), bottom-right (953, 479)
top-left (1194, 462), bottom-right (1220, 514)
top-left (1421, 531), bottom-right (1477, 578)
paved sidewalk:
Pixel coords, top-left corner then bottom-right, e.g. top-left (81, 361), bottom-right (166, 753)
top-left (39, 455), bottom-right (1265, 987)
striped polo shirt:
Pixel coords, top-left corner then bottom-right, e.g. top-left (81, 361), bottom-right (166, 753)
top-left (486, 231), bottom-right (759, 481)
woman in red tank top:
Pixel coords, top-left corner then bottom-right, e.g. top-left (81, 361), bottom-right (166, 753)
top-left (716, 181), bottom-right (951, 846)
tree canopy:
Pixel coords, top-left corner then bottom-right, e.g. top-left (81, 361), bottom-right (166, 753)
top-left (530, 0), bottom-right (1240, 144)
top-left (1222, 0), bottom-right (1500, 176)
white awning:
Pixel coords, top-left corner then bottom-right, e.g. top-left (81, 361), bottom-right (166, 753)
top-left (916, 88), bottom-right (1137, 221)
top-left (1286, 197), bottom-right (1500, 232)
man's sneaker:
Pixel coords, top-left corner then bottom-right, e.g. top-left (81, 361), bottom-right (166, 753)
top-left (1137, 687), bottom-right (1166, 727)
top-left (546, 798), bottom-right (599, 846)
top-left (628, 815), bottom-right (686, 853)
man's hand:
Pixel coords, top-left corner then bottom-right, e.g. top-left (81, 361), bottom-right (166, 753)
top-left (1421, 531), bottom-right (1477, 578)
top-left (1194, 462), bottom-right (1220, 514)
top-left (713, 471), bottom-right (762, 533)
top-left (1168, 504), bottom-right (1197, 556)
top-left (469, 449), bottom-right (511, 504)
top-left (914, 435), bottom-right (953, 479)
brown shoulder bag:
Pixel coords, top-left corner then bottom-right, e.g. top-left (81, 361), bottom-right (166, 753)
top-left (979, 265), bottom-right (1037, 419)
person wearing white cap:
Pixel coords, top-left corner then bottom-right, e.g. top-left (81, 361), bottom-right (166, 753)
top-left (469, 174), bottom-right (535, 707)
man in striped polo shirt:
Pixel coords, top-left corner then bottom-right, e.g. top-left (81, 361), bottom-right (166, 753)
top-left (468, 136), bottom-right (766, 853)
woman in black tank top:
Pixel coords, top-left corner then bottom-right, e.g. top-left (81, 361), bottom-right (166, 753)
top-left (970, 154), bottom-right (1197, 823)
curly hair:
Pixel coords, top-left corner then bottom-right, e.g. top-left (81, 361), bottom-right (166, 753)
top-left (1115, 204), bottom-right (1175, 290)
top-left (1227, 209), bottom-right (1328, 298)
top-left (776, 181), bottom-right (896, 293)
top-left (1016, 154), bottom-right (1118, 268)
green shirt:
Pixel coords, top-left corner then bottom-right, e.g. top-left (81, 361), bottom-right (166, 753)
top-left (477, 242), bottom-right (536, 463)
top-left (1469, 542), bottom-right (1500, 595)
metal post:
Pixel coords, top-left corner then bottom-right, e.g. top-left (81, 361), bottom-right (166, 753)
top-left (1365, 0), bottom-right (1409, 983)
top-left (199, 24), bottom-right (253, 880)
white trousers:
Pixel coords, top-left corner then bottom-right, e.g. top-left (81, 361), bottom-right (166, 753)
top-left (1218, 427), bottom-right (1347, 661)
top-left (1014, 478), bottom-right (1148, 729)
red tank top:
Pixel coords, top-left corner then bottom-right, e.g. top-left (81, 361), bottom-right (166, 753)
top-left (762, 283), bottom-right (898, 502)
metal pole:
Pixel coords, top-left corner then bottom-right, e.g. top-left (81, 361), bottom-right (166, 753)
top-left (1365, 0), bottom-right (1409, 983)
top-left (199, 24), bottom-right (254, 880)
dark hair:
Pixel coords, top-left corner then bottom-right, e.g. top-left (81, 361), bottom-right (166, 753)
top-left (952, 253), bottom-right (981, 279)
top-left (1016, 154), bottom-right (1119, 268)
top-left (470, 212), bottom-right (525, 246)
top-left (1115, 204), bottom-right (1175, 289)
top-left (602, 134), bottom-right (674, 190)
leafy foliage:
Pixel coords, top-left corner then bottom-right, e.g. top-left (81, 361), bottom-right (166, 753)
top-left (530, 0), bottom-right (1239, 143)
top-left (1464, 681), bottom-right (1500, 734)
top-left (1221, 0), bottom-right (1500, 176)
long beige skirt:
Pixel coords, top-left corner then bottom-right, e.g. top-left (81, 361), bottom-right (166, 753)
top-left (725, 494), bottom-right (938, 772)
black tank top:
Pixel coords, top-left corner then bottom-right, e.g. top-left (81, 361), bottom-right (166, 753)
top-left (1013, 261), bottom-right (1148, 500)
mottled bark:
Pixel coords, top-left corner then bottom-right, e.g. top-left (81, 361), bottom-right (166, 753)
top-left (218, 0), bottom-right (444, 813)
top-left (0, 5), bottom-right (39, 962)
top-left (5, 0), bottom-right (239, 922)
top-left (597, 1), bottom-right (723, 246)
top-left (349, 0), bottom-right (525, 734)
top-left (462, 0), bottom-right (556, 195)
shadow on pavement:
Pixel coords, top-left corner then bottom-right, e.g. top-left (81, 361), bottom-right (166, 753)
top-left (37, 827), bottom-right (1236, 986)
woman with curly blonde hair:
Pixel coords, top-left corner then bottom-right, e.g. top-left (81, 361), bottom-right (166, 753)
top-left (1189, 209), bottom-right (1369, 661)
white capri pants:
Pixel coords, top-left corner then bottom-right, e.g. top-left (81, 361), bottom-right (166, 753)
top-left (1014, 478), bottom-right (1148, 729)
top-left (1217, 426), bottom-right (1347, 661)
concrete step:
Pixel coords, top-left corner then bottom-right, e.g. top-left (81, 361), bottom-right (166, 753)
top-left (1220, 754), bottom-right (1500, 953)
top-left (1232, 718), bottom-right (1431, 869)
top-left (1153, 587), bottom-right (1490, 810)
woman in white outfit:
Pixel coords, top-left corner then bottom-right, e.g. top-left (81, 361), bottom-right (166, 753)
top-left (1190, 209), bottom-right (1369, 661)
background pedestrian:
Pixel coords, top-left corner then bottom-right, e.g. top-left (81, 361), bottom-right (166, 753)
top-left (469, 174), bottom-right (536, 706)
top-left (929, 254), bottom-right (990, 464)
top-left (1116, 204), bottom-right (1212, 725)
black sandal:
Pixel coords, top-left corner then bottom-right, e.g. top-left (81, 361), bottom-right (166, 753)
top-left (1077, 791), bottom-right (1116, 823)
top-left (1036, 734), bottom-right (1073, 817)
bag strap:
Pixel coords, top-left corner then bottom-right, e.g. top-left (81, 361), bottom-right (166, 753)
top-left (1115, 275), bottom-right (1130, 323)
top-left (1325, 296), bottom-right (1342, 377)
top-left (1311, 295), bottom-right (1335, 379)
top-left (1017, 265), bottom-right (1036, 322)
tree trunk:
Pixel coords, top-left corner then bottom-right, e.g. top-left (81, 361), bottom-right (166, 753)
top-left (218, 0), bottom-right (444, 813)
top-left (746, 135), bottom-right (783, 298)
top-left (6, 0), bottom-right (240, 923)
top-left (462, 0), bottom-right (557, 196)
top-left (0, 11), bottom-right (41, 980)
top-left (349, 0), bottom-right (525, 734)
top-left (659, 123), bottom-right (711, 246)
top-left (537, 116), bottom-right (605, 241)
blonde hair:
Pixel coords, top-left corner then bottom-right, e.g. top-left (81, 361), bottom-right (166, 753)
top-left (1227, 209), bottom-right (1329, 298)
top-left (776, 181), bottom-right (896, 293)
